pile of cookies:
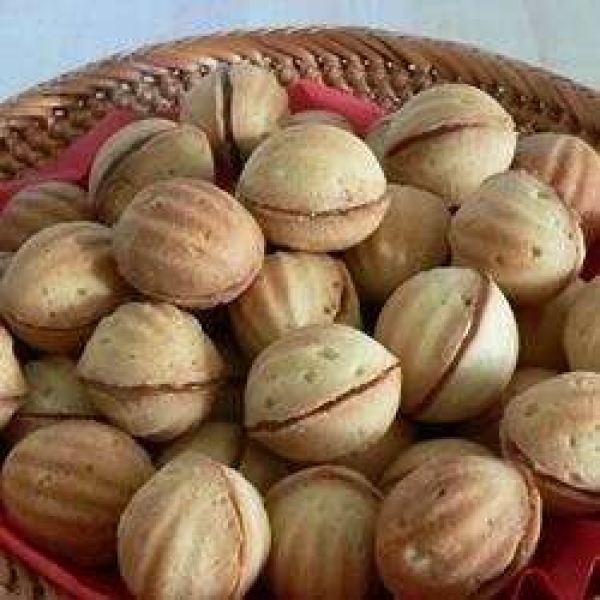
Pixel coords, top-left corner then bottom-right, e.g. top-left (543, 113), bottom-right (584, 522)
top-left (0, 63), bottom-right (599, 600)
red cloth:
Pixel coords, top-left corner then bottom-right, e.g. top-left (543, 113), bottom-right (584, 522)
top-left (287, 79), bottom-right (385, 136)
top-left (0, 79), bottom-right (598, 600)
top-left (503, 517), bottom-right (600, 600)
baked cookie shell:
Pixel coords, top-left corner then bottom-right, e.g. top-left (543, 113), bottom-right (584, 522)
top-left (375, 267), bottom-right (518, 422)
top-left (245, 324), bottom-right (401, 462)
top-left (266, 465), bottom-right (381, 600)
top-left (2, 420), bottom-right (154, 567)
top-left (0, 181), bottom-right (92, 252)
top-left (229, 251), bottom-right (361, 359)
top-left (1, 222), bottom-right (131, 352)
top-left (376, 455), bottom-right (541, 600)
top-left (113, 179), bottom-right (265, 309)
top-left (344, 184), bottom-right (450, 303)
top-left (501, 371), bottom-right (600, 513)
top-left (514, 132), bottom-right (600, 241)
top-left (381, 84), bottom-right (516, 202)
top-left (90, 119), bottom-right (214, 224)
top-left (450, 170), bottom-right (585, 305)
top-left (117, 456), bottom-right (270, 600)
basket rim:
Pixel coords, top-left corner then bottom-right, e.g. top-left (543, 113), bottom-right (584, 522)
top-left (1, 25), bottom-right (599, 181)
top-left (2, 26), bottom-right (597, 107)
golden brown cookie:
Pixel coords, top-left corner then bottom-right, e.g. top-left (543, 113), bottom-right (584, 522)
top-left (376, 84), bottom-right (516, 204)
top-left (245, 324), bottom-right (401, 462)
top-left (344, 184), bottom-right (451, 304)
top-left (78, 302), bottom-right (227, 441)
top-left (514, 132), bottom-right (600, 241)
top-left (517, 279), bottom-right (586, 369)
top-left (376, 455), bottom-right (541, 599)
top-left (375, 267), bottom-right (518, 422)
top-left (0, 181), bottom-right (92, 252)
top-left (449, 170), bottom-right (585, 305)
top-left (1, 222), bottom-right (131, 352)
top-left (501, 371), bottom-right (600, 513)
top-left (2, 420), bottom-right (154, 567)
top-left (265, 466), bottom-right (382, 600)
top-left (118, 454), bottom-right (270, 600)
top-left (229, 251), bottom-right (361, 359)
top-left (4, 356), bottom-right (97, 444)
top-left (236, 123), bottom-right (388, 251)
top-left (564, 279), bottom-right (600, 372)
top-left (89, 118), bottom-right (214, 224)
top-left (380, 438), bottom-right (492, 492)
top-left (181, 63), bottom-right (288, 167)
top-left (113, 178), bottom-right (265, 309)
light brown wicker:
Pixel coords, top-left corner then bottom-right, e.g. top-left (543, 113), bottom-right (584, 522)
top-left (0, 25), bottom-right (598, 598)
top-left (0, 27), bottom-right (599, 182)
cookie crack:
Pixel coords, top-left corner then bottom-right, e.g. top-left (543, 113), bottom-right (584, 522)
top-left (247, 363), bottom-right (399, 433)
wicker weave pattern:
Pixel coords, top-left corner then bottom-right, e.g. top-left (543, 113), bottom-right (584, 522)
top-left (0, 27), bottom-right (599, 180)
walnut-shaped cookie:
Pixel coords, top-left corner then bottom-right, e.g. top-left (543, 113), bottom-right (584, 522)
top-left (118, 454), bottom-right (270, 600)
top-left (375, 267), bottom-right (518, 422)
top-left (245, 324), bottom-right (401, 462)
top-left (266, 466), bottom-right (382, 600)
top-left (0, 181), bottom-right (92, 252)
top-left (514, 132), bottom-right (600, 241)
top-left (564, 279), bottom-right (600, 372)
top-left (344, 184), bottom-right (450, 304)
top-left (236, 123), bottom-right (388, 251)
top-left (181, 63), bottom-right (288, 168)
top-left (450, 170), bottom-right (585, 305)
top-left (89, 118), bottom-right (214, 224)
top-left (380, 438), bottom-right (492, 492)
top-left (501, 372), bottom-right (600, 514)
top-left (1, 222), bottom-right (131, 352)
top-left (78, 302), bottom-right (227, 441)
top-left (2, 420), bottom-right (154, 567)
top-left (517, 279), bottom-right (585, 370)
top-left (375, 84), bottom-right (516, 204)
top-left (113, 178), bottom-right (264, 309)
top-left (229, 251), bottom-right (361, 359)
top-left (4, 356), bottom-right (98, 444)
top-left (376, 455), bottom-right (541, 600)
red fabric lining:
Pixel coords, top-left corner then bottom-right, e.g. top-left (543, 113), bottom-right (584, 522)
top-left (287, 79), bottom-right (385, 136)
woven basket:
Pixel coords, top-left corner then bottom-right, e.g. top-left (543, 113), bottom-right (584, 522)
top-left (1, 26), bottom-right (600, 183)
top-left (0, 25), bottom-right (598, 598)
